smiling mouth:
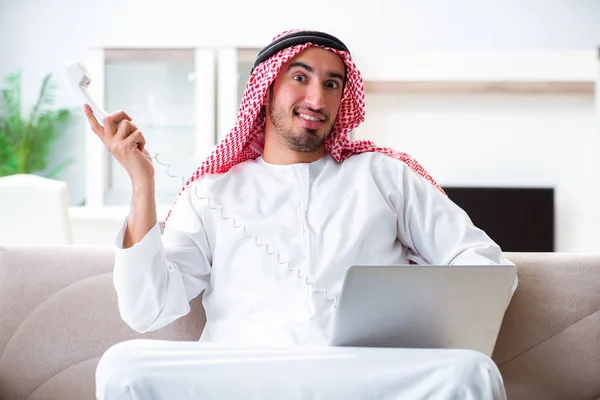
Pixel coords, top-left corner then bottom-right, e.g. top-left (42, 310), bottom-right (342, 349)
top-left (294, 109), bottom-right (328, 125)
top-left (297, 113), bottom-right (323, 122)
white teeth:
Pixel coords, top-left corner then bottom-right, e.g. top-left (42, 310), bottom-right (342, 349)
top-left (298, 113), bottom-right (321, 122)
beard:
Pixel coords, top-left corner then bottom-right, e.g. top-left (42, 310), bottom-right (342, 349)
top-left (268, 92), bottom-right (334, 153)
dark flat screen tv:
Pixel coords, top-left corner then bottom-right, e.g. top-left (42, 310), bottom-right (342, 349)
top-left (442, 187), bottom-right (555, 252)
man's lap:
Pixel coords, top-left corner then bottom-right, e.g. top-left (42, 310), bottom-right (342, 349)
top-left (96, 339), bottom-right (506, 400)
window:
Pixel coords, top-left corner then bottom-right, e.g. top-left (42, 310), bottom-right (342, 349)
top-left (81, 47), bottom-right (217, 213)
top-left (104, 49), bottom-right (197, 205)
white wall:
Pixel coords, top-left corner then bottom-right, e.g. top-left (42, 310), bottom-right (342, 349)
top-left (1, 0), bottom-right (599, 250)
top-left (354, 93), bottom-right (600, 253)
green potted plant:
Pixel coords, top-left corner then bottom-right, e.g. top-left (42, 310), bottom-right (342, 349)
top-left (0, 71), bottom-right (74, 178)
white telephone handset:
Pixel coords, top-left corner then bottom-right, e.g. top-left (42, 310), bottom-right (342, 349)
top-left (65, 62), bottom-right (109, 124)
top-left (65, 61), bottom-right (179, 179)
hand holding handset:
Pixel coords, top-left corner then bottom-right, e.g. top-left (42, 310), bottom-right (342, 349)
top-left (65, 62), bottom-right (155, 185)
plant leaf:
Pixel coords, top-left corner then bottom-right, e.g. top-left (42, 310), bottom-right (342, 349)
top-left (0, 71), bottom-right (74, 176)
top-left (0, 72), bottom-right (23, 146)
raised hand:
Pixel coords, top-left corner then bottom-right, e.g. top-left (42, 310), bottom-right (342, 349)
top-left (83, 104), bottom-right (154, 187)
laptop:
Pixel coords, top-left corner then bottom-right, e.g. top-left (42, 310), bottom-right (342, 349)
top-left (328, 264), bottom-right (517, 357)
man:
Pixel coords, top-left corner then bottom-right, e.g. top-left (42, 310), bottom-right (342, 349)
top-left (87, 29), bottom-right (517, 399)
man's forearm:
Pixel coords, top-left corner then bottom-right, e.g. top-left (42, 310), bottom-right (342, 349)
top-left (123, 182), bottom-right (158, 249)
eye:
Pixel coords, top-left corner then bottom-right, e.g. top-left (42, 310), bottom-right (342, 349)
top-left (326, 81), bottom-right (340, 89)
top-left (293, 74), bottom-right (307, 82)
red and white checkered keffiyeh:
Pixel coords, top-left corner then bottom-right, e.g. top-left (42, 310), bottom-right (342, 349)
top-left (164, 29), bottom-right (443, 225)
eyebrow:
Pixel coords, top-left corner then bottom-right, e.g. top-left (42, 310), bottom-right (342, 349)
top-left (288, 61), bottom-right (345, 82)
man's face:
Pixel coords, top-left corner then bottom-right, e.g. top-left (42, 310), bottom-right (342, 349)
top-left (265, 47), bottom-right (346, 153)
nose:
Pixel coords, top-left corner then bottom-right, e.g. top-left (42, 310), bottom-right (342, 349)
top-left (304, 82), bottom-right (326, 110)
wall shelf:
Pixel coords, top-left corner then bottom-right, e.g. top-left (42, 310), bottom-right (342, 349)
top-left (363, 80), bottom-right (595, 94)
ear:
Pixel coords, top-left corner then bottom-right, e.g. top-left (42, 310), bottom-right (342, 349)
top-left (263, 87), bottom-right (271, 107)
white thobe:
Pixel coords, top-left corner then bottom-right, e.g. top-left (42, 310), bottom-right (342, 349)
top-left (96, 152), bottom-right (516, 399)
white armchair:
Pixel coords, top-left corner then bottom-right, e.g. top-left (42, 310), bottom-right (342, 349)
top-left (0, 174), bottom-right (72, 245)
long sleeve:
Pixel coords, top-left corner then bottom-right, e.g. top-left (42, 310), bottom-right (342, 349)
top-left (393, 163), bottom-right (518, 295)
top-left (113, 185), bottom-right (212, 333)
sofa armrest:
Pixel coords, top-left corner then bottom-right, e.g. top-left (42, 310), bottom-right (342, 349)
top-left (0, 246), bottom-right (205, 400)
top-left (493, 252), bottom-right (600, 400)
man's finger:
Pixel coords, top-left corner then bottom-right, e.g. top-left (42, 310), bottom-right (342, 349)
top-left (83, 104), bottom-right (104, 138)
top-left (103, 116), bottom-right (117, 140)
top-left (131, 130), bottom-right (146, 152)
top-left (124, 130), bottom-right (147, 154)
top-left (114, 120), bottom-right (138, 141)
top-left (110, 110), bottom-right (133, 123)
top-left (104, 110), bottom-right (134, 140)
